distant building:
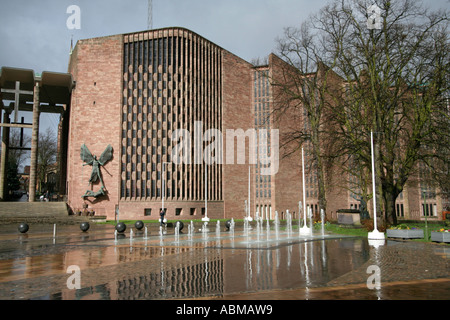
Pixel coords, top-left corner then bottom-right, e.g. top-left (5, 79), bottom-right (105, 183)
top-left (19, 165), bottom-right (30, 192)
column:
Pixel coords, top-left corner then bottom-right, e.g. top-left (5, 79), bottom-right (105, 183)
top-left (0, 112), bottom-right (10, 200)
top-left (29, 82), bottom-right (40, 202)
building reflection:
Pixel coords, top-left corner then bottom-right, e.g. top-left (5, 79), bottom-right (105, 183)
top-left (54, 238), bottom-right (370, 300)
top-left (223, 239), bottom-right (369, 295)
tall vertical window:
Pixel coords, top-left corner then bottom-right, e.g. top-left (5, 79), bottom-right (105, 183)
top-left (121, 29), bottom-right (223, 201)
top-left (253, 68), bottom-right (272, 206)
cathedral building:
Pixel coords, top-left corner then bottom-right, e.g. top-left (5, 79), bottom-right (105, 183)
top-left (65, 27), bottom-right (445, 222)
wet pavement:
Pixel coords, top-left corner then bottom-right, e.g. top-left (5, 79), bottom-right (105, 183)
top-left (0, 221), bottom-right (448, 300)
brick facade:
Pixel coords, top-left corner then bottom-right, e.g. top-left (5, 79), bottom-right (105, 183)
top-left (67, 35), bottom-right (123, 218)
top-left (67, 29), bottom-right (257, 221)
top-left (66, 27), bottom-right (444, 222)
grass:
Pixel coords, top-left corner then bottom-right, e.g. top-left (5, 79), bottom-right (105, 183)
top-left (319, 222), bottom-right (369, 237)
top-left (324, 221), bottom-right (449, 242)
top-left (101, 218), bottom-right (369, 237)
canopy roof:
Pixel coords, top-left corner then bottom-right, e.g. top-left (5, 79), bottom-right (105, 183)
top-left (0, 66), bottom-right (74, 105)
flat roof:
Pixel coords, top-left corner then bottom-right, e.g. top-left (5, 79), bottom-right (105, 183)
top-left (0, 66), bottom-right (74, 105)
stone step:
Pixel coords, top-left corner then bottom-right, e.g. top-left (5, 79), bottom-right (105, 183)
top-left (0, 202), bottom-right (68, 216)
top-left (0, 202), bottom-right (87, 225)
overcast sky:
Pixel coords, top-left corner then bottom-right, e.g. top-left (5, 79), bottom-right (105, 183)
top-left (0, 0), bottom-right (448, 152)
top-left (0, 0), bottom-right (330, 73)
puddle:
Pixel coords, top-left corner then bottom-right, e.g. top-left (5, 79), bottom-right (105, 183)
top-left (1, 223), bottom-right (446, 300)
top-left (30, 238), bottom-right (370, 300)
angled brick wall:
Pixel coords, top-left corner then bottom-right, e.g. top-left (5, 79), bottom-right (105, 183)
top-left (222, 51), bottom-right (254, 219)
top-left (67, 35), bottom-right (123, 218)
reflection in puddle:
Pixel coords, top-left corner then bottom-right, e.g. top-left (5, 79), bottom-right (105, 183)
top-left (49, 238), bottom-right (370, 300)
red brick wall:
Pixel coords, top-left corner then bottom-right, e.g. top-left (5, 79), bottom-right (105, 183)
top-left (67, 30), bottom-right (257, 221)
top-left (221, 51), bottom-right (254, 219)
top-left (67, 35), bottom-right (123, 219)
top-left (117, 200), bottom-right (224, 221)
top-left (269, 54), bottom-right (304, 218)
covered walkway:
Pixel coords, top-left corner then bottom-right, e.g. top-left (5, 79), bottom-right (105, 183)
top-left (0, 66), bottom-right (74, 201)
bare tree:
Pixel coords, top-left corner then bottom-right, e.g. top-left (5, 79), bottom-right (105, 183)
top-left (37, 127), bottom-right (58, 193)
top-left (3, 129), bottom-right (31, 195)
top-left (251, 56), bottom-right (269, 66)
top-left (272, 2), bottom-right (354, 218)
top-left (9, 129), bottom-right (31, 171)
top-left (274, 0), bottom-right (449, 225)
top-left (322, 0), bottom-right (449, 225)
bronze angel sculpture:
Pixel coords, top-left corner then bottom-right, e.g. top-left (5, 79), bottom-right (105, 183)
top-left (81, 144), bottom-right (113, 199)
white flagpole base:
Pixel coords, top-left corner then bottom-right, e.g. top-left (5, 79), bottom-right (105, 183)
top-left (300, 226), bottom-right (312, 236)
top-left (368, 229), bottom-right (385, 240)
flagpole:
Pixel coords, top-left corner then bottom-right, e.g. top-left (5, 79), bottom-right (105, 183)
top-left (202, 164), bottom-right (210, 222)
top-left (300, 147), bottom-right (311, 235)
top-left (368, 132), bottom-right (385, 240)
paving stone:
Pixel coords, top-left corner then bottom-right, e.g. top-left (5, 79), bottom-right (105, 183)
top-left (0, 219), bottom-right (448, 300)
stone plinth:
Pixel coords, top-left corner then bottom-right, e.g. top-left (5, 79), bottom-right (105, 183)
top-left (386, 229), bottom-right (424, 239)
top-left (338, 213), bottom-right (361, 226)
top-left (431, 232), bottom-right (450, 243)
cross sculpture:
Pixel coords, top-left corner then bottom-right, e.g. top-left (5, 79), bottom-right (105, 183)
top-left (80, 144), bottom-right (113, 199)
top-left (1, 81), bottom-right (34, 123)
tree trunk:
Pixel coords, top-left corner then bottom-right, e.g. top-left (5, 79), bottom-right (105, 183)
top-left (317, 168), bottom-right (327, 219)
top-left (383, 190), bottom-right (398, 226)
top-left (311, 126), bottom-right (327, 219)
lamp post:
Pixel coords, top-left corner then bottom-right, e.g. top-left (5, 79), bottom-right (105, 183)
top-left (368, 132), bottom-right (385, 240)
